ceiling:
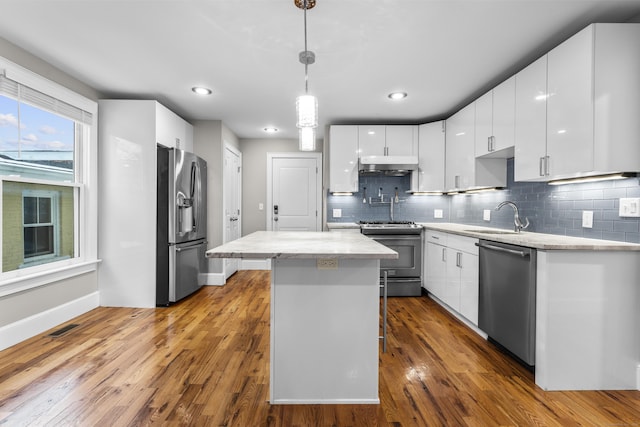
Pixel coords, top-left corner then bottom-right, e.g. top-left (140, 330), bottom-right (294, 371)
top-left (1, 0), bottom-right (640, 141)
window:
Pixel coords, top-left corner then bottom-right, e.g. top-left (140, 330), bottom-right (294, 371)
top-left (0, 59), bottom-right (97, 287)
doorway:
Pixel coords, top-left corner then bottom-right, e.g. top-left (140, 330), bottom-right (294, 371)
top-left (267, 152), bottom-right (322, 232)
top-left (223, 143), bottom-right (242, 279)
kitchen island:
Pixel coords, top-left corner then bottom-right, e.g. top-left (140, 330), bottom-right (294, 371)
top-left (205, 231), bottom-right (398, 404)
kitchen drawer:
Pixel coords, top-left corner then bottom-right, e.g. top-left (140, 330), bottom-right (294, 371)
top-left (447, 234), bottom-right (479, 255)
top-left (425, 231), bottom-right (448, 245)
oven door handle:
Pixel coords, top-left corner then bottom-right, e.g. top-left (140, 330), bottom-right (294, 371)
top-left (369, 235), bottom-right (421, 241)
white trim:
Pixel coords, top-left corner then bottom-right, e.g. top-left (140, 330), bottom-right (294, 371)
top-left (202, 272), bottom-right (226, 286)
top-left (270, 398), bottom-right (380, 405)
top-left (0, 260), bottom-right (100, 298)
top-left (0, 59), bottom-right (96, 113)
top-left (0, 290), bottom-right (99, 351)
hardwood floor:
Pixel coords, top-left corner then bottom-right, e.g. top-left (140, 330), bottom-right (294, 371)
top-left (1, 270), bottom-right (639, 426)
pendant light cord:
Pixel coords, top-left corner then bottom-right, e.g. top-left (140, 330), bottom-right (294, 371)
top-left (303, 0), bottom-right (309, 94)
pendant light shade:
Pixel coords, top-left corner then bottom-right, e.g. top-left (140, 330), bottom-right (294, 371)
top-left (295, 0), bottom-right (318, 151)
top-left (299, 126), bottom-right (316, 151)
top-left (296, 94), bottom-right (318, 128)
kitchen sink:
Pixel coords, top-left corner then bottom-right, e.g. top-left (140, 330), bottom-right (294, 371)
top-left (464, 229), bottom-right (517, 235)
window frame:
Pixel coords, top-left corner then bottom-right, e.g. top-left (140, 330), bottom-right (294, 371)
top-left (0, 57), bottom-right (98, 297)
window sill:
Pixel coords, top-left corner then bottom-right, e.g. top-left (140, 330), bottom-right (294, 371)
top-left (0, 259), bottom-right (101, 298)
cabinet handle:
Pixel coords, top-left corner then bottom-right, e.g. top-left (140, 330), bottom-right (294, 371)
top-left (456, 252), bottom-right (462, 268)
top-left (455, 175), bottom-right (460, 188)
top-left (487, 136), bottom-right (492, 152)
top-left (442, 248), bottom-right (446, 262)
top-left (431, 235), bottom-right (439, 240)
top-left (539, 157), bottom-right (545, 176)
top-left (545, 156), bottom-right (550, 176)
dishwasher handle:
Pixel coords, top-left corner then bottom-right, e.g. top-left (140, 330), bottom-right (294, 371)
top-left (476, 242), bottom-right (530, 257)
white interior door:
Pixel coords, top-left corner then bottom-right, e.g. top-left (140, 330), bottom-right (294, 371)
top-left (223, 144), bottom-right (242, 278)
top-left (268, 153), bottom-right (321, 232)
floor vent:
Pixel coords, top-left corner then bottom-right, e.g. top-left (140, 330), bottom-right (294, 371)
top-left (48, 324), bottom-right (79, 337)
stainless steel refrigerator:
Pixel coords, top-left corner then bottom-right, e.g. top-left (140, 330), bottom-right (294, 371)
top-left (157, 146), bottom-right (207, 305)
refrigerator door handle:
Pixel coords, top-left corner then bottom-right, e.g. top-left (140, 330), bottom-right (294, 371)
top-left (190, 162), bottom-right (197, 232)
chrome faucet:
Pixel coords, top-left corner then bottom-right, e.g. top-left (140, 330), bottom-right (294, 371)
top-left (495, 201), bottom-right (530, 233)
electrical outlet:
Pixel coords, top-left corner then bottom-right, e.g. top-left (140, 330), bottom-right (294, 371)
top-left (483, 209), bottom-right (491, 221)
top-left (258, 203), bottom-right (264, 211)
top-left (332, 208), bottom-right (342, 218)
top-left (434, 209), bottom-right (443, 219)
top-left (317, 258), bottom-right (338, 270)
top-left (582, 210), bottom-right (593, 228)
top-left (619, 198), bottom-right (640, 217)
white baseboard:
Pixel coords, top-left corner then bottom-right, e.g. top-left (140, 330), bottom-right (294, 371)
top-left (0, 291), bottom-right (99, 351)
top-left (241, 259), bottom-right (271, 270)
top-left (202, 272), bottom-right (226, 286)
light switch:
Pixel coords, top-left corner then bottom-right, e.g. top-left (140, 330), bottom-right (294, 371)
top-left (434, 209), bottom-right (443, 219)
top-left (619, 198), bottom-right (640, 217)
top-left (582, 211), bottom-right (593, 228)
top-left (258, 203), bottom-right (264, 211)
top-left (332, 208), bottom-right (342, 218)
top-left (483, 209), bottom-right (491, 221)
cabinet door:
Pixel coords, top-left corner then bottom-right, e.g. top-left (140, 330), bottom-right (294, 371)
top-left (445, 104), bottom-right (475, 190)
top-left (425, 242), bottom-right (447, 299)
top-left (546, 25), bottom-right (594, 178)
top-left (156, 102), bottom-right (188, 149)
top-left (459, 252), bottom-right (479, 325)
top-left (329, 126), bottom-right (359, 193)
top-left (514, 55), bottom-right (548, 181)
top-left (385, 125), bottom-right (417, 156)
top-left (474, 91), bottom-right (493, 157)
top-left (492, 76), bottom-right (515, 153)
top-left (414, 122), bottom-right (445, 192)
top-left (443, 247), bottom-right (461, 310)
top-left (358, 125), bottom-right (385, 157)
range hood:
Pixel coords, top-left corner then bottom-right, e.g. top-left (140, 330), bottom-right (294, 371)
top-left (359, 155), bottom-right (418, 176)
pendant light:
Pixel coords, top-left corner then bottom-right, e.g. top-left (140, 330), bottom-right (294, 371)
top-left (295, 0), bottom-right (318, 151)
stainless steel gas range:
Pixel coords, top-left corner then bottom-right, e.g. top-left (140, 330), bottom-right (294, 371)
top-left (359, 221), bottom-right (423, 297)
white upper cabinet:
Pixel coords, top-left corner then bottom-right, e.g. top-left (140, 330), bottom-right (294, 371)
top-left (155, 102), bottom-right (193, 151)
top-left (385, 125), bottom-right (418, 156)
top-left (445, 104), bottom-right (476, 191)
top-left (546, 24), bottom-right (594, 178)
top-left (514, 55), bottom-right (548, 181)
top-left (329, 125), bottom-right (359, 193)
top-left (358, 125), bottom-right (417, 157)
top-left (358, 125), bottom-right (386, 157)
top-left (446, 103), bottom-right (506, 192)
top-left (515, 23), bottom-right (640, 181)
top-left (475, 76), bottom-right (516, 158)
top-left (411, 121), bottom-right (445, 192)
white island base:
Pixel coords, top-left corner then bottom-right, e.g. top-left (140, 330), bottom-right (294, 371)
top-left (270, 258), bottom-right (380, 404)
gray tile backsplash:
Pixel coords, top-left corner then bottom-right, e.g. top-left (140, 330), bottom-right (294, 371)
top-left (326, 158), bottom-right (640, 243)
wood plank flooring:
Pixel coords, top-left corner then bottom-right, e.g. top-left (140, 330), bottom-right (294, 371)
top-left (1, 270), bottom-right (639, 426)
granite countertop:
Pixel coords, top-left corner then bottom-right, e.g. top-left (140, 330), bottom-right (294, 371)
top-left (326, 222), bottom-right (360, 230)
top-left (419, 222), bottom-right (640, 251)
top-left (205, 231), bottom-right (399, 259)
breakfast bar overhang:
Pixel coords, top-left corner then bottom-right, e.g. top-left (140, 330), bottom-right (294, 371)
top-left (206, 231), bottom-right (398, 404)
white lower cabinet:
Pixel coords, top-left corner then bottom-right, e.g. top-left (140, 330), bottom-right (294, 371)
top-left (424, 231), bottom-right (479, 325)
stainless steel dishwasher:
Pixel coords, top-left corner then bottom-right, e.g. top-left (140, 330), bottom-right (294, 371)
top-left (477, 239), bottom-right (536, 368)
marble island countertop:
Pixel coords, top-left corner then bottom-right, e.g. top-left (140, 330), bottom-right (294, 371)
top-left (205, 231), bottom-right (398, 259)
top-left (420, 222), bottom-right (640, 251)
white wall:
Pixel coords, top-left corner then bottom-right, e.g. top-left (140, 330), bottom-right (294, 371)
top-left (0, 36), bottom-right (101, 348)
top-left (239, 138), bottom-right (323, 236)
top-left (192, 120), bottom-right (240, 277)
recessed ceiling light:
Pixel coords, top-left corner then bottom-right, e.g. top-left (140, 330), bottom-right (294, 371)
top-left (192, 86), bottom-right (212, 95)
top-left (388, 92), bottom-right (407, 100)
top-left (264, 127), bottom-right (279, 133)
